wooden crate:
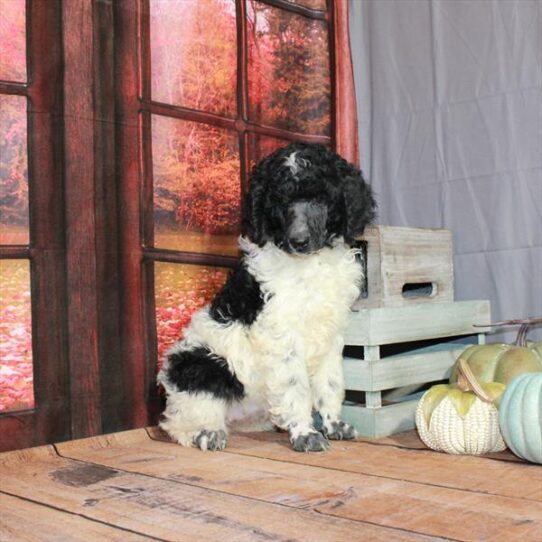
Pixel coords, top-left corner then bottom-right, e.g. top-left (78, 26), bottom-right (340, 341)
top-left (342, 300), bottom-right (491, 438)
top-left (352, 225), bottom-right (453, 310)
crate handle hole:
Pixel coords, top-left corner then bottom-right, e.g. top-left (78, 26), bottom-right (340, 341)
top-left (402, 282), bottom-right (436, 298)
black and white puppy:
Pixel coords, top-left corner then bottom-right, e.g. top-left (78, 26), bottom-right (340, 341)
top-left (158, 142), bottom-right (376, 452)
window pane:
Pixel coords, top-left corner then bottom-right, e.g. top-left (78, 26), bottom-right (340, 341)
top-left (150, 0), bottom-right (237, 116)
top-left (155, 262), bottom-right (229, 365)
top-left (152, 115), bottom-right (240, 256)
top-left (0, 259), bottom-right (34, 412)
top-left (0, 0), bottom-right (26, 82)
top-left (247, 2), bottom-right (331, 135)
top-left (0, 95), bottom-right (28, 245)
top-left (247, 133), bottom-right (291, 169)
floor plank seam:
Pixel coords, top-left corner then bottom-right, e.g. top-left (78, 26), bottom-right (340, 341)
top-left (144, 426), bottom-right (524, 462)
top-left (220, 450), bottom-right (541, 503)
top-left (347, 440), bottom-right (524, 464)
top-left (0, 488), bottom-right (166, 542)
top-left (50, 446), bottom-right (458, 539)
top-left (143, 432), bottom-right (541, 503)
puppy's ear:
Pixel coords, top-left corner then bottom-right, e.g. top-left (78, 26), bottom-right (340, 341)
top-left (241, 162), bottom-right (270, 246)
top-left (339, 163), bottom-right (377, 243)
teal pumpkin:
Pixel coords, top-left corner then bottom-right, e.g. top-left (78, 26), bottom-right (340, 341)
top-left (499, 372), bottom-right (542, 464)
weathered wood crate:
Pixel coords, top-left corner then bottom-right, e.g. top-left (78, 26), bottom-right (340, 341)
top-left (341, 300), bottom-right (491, 438)
top-left (352, 225), bottom-right (453, 310)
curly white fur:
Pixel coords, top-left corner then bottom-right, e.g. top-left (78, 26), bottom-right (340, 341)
top-left (158, 237), bottom-right (361, 446)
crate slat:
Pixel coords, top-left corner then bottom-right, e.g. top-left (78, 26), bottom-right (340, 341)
top-left (342, 399), bottom-right (421, 439)
top-left (346, 300), bottom-right (490, 346)
top-left (344, 344), bottom-right (466, 392)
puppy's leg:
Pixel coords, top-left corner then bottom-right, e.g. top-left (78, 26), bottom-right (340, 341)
top-left (311, 339), bottom-right (357, 440)
top-left (265, 351), bottom-right (329, 452)
top-left (158, 346), bottom-right (244, 451)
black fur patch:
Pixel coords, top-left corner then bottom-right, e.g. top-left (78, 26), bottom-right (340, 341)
top-left (166, 347), bottom-right (245, 401)
top-left (209, 262), bottom-right (265, 326)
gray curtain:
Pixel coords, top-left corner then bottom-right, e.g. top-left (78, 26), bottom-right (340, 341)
top-left (349, 0), bottom-right (542, 341)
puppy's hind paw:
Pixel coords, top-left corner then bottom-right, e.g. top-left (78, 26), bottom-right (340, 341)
top-left (193, 430), bottom-right (227, 451)
top-left (290, 431), bottom-right (330, 452)
top-left (322, 420), bottom-right (357, 440)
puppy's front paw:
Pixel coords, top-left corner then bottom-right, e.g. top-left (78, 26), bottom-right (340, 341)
top-left (193, 429), bottom-right (227, 451)
top-left (322, 420), bottom-right (357, 440)
top-left (289, 430), bottom-right (329, 452)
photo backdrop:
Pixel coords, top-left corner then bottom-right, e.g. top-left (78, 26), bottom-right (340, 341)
top-left (350, 0), bottom-right (542, 341)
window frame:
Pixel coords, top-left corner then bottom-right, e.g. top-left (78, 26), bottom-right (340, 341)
top-left (0, 0), bottom-right (359, 450)
top-left (0, 1), bottom-right (70, 450)
top-left (115, 0), bottom-right (359, 423)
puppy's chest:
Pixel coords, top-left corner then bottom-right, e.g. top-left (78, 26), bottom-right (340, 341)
top-left (258, 251), bottom-right (360, 331)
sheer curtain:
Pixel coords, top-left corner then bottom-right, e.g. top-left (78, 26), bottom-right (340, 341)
top-left (349, 0), bottom-right (542, 341)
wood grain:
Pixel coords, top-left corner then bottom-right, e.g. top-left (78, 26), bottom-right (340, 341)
top-left (0, 493), bottom-right (153, 542)
top-left (0, 444), bottom-right (425, 542)
top-left (217, 430), bottom-right (542, 501)
top-left (346, 300), bottom-right (491, 346)
top-left (55, 429), bottom-right (542, 542)
top-left (353, 226), bottom-right (454, 310)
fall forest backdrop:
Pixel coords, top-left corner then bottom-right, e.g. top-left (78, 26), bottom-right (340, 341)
top-left (0, 0), bottom-right (331, 411)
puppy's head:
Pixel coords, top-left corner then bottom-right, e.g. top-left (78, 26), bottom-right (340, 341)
top-left (242, 142), bottom-right (376, 254)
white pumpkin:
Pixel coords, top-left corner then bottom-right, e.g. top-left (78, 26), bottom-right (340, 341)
top-left (416, 359), bottom-right (506, 455)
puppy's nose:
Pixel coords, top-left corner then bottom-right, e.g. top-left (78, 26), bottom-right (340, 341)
top-left (289, 237), bottom-right (310, 251)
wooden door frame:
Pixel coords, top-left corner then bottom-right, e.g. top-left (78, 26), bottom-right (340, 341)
top-left (0, 1), bottom-right (69, 451)
top-left (114, 0), bottom-right (360, 428)
top-left (1, 0), bottom-right (359, 451)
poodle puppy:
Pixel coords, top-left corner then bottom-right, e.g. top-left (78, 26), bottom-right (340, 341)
top-left (158, 142), bottom-right (376, 452)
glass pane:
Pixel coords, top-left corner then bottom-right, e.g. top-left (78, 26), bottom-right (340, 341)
top-left (247, 133), bottom-right (291, 169)
top-left (0, 0), bottom-right (26, 82)
top-left (0, 259), bottom-right (34, 412)
top-left (155, 262), bottom-right (229, 365)
top-left (0, 95), bottom-right (28, 245)
top-left (247, 1), bottom-right (331, 135)
top-left (150, 0), bottom-right (237, 116)
top-left (152, 115), bottom-right (240, 256)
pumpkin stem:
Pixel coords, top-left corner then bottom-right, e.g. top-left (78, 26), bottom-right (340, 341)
top-left (473, 317), bottom-right (542, 347)
top-left (456, 358), bottom-right (493, 403)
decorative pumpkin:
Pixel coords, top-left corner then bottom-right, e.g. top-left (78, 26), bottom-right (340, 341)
top-left (416, 359), bottom-right (506, 455)
top-left (499, 372), bottom-right (542, 464)
top-left (449, 320), bottom-right (542, 386)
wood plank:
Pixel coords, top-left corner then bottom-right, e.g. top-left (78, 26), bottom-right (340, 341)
top-left (344, 344), bottom-right (465, 391)
top-left (56, 430), bottom-right (542, 542)
top-left (342, 398), bottom-right (420, 437)
top-left (63, 0), bottom-right (101, 438)
top-left (0, 493), bottom-right (153, 541)
top-left (160, 429), bottom-right (542, 502)
top-left (0, 445), bottom-right (423, 542)
top-left (362, 430), bottom-right (525, 462)
top-left (346, 300), bottom-right (491, 346)
top-left (114, 0), bottom-right (151, 429)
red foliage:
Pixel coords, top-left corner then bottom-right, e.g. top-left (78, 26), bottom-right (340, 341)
top-left (154, 264), bottom-right (228, 369)
top-left (0, 1), bottom-right (333, 409)
top-left (0, 261), bottom-right (34, 412)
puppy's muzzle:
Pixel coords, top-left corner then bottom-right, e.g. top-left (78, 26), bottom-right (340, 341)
top-left (288, 235), bottom-right (311, 253)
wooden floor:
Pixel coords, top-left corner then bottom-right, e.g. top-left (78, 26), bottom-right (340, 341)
top-left (1, 428), bottom-right (541, 541)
